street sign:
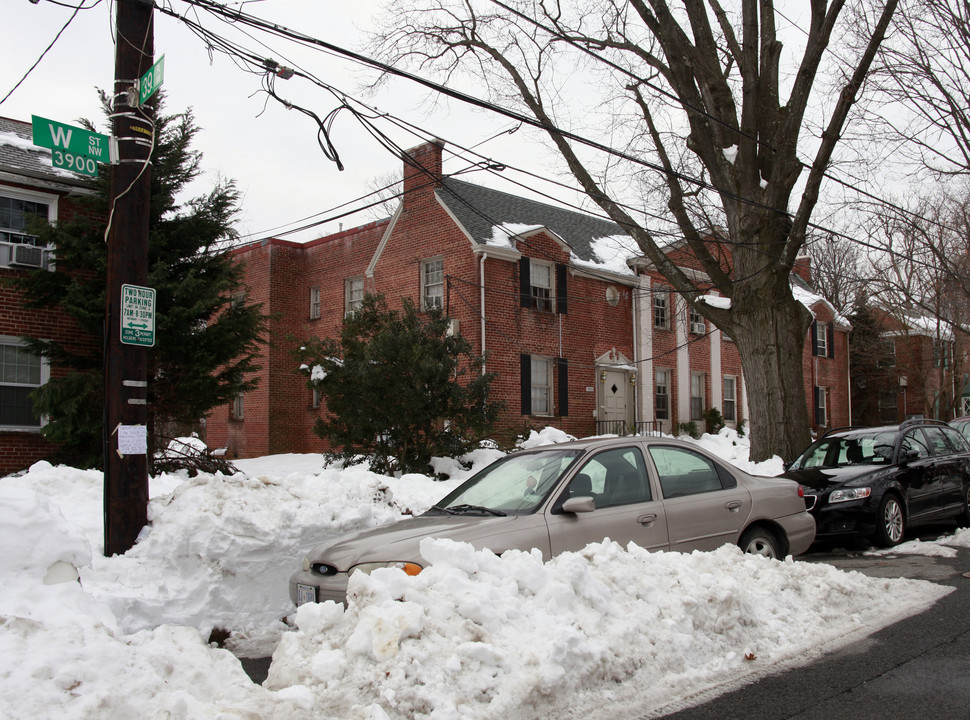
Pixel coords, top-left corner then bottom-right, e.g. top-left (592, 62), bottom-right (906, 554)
top-left (31, 115), bottom-right (111, 162)
top-left (120, 284), bottom-right (156, 347)
top-left (138, 55), bottom-right (165, 106)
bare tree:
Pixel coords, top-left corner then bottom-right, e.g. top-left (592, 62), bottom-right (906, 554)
top-left (807, 232), bottom-right (867, 313)
top-left (865, 192), bottom-right (970, 417)
top-left (365, 170), bottom-right (404, 221)
top-left (874, 0), bottom-right (970, 177)
top-left (371, 0), bottom-right (898, 460)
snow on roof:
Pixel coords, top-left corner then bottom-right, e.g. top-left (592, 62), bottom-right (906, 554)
top-left (791, 280), bottom-right (850, 327)
top-left (486, 223), bottom-right (547, 249)
top-left (570, 234), bottom-right (637, 277)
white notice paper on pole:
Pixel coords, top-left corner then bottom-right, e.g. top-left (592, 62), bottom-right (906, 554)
top-left (117, 424), bottom-right (148, 455)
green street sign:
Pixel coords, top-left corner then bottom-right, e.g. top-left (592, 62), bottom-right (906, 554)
top-left (120, 284), bottom-right (156, 347)
top-left (31, 115), bottom-right (110, 162)
top-left (138, 55), bottom-right (165, 106)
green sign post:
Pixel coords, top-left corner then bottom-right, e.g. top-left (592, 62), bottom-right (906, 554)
top-left (31, 115), bottom-right (112, 177)
top-left (138, 55), bottom-right (165, 106)
top-left (120, 284), bottom-right (156, 347)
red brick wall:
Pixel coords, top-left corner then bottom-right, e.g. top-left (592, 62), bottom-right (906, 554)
top-left (0, 188), bottom-right (99, 476)
top-left (206, 142), bottom-right (853, 458)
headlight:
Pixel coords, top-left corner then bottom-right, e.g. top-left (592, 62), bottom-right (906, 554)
top-left (829, 487), bottom-right (872, 503)
top-left (350, 561), bottom-right (423, 576)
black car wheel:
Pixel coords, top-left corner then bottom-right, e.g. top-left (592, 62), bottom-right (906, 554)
top-left (873, 494), bottom-right (905, 547)
top-left (740, 527), bottom-right (781, 559)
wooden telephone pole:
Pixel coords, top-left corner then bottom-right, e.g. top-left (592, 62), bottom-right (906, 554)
top-left (103, 0), bottom-right (154, 556)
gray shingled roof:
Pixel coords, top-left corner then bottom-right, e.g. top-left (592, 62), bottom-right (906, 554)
top-left (438, 177), bottom-right (623, 262)
top-left (0, 116), bottom-right (90, 190)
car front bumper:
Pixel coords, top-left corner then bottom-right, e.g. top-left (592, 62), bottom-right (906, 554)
top-left (288, 568), bottom-right (351, 607)
top-left (809, 499), bottom-right (879, 540)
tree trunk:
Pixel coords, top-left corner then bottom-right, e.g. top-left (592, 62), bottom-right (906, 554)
top-left (730, 275), bottom-right (813, 463)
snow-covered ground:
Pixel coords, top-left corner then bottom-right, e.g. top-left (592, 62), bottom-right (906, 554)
top-left (0, 428), bottom-right (959, 719)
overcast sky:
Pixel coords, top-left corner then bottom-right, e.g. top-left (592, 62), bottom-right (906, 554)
top-left (2, 1), bottom-right (551, 244)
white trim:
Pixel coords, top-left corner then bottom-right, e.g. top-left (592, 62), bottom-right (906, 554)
top-left (365, 203), bottom-right (402, 278)
top-left (0, 185), bottom-right (59, 223)
top-left (0, 334), bottom-right (49, 431)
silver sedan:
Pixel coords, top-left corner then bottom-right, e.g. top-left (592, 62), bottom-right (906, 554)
top-left (290, 435), bottom-right (816, 606)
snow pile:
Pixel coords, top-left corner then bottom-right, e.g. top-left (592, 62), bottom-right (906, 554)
top-left (0, 430), bottom-right (957, 719)
top-left (267, 538), bottom-right (945, 720)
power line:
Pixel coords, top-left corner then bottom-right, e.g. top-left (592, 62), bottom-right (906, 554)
top-left (157, 1), bottom-right (969, 291)
top-left (0, 0), bottom-right (101, 107)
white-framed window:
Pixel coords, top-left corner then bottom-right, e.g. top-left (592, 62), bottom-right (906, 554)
top-left (531, 356), bottom-right (553, 415)
top-left (232, 393), bottom-right (244, 420)
top-left (421, 258), bottom-right (444, 311)
top-left (814, 321), bottom-right (828, 357)
top-left (723, 375), bottom-right (737, 423)
top-left (654, 289), bottom-right (669, 329)
top-left (345, 276), bottom-right (364, 316)
top-left (689, 308), bottom-right (706, 335)
top-left (0, 189), bottom-right (56, 270)
top-left (309, 286), bottom-right (321, 319)
top-left (690, 372), bottom-right (705, 421)
top-left (655, 369), bottom-right (669, 420)
top-left (530, 261), bottom-right (553, 312)
top-left (0, 337), bottom-right (47, 429)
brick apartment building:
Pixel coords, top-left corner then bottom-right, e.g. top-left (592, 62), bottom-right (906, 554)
top-left (205, 140), bottom-right (852, 459)
top-left (855, 308), bottom-right (968, 424)
top-left (0, 117), bottom-right (97, 475)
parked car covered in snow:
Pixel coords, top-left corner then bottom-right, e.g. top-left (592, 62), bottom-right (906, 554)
top-left (783, 419), bottom-right (970, 547)
top-left (290, 435), bottom-right (815, 606)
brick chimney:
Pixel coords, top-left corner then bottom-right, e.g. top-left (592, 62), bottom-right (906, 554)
top-left (793, 255), bottom-right (812, 284)
top-left (403, 139), bottom-right (444, 198)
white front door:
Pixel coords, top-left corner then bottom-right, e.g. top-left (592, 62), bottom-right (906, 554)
top-left (600, 369), bottom-right (630, 432)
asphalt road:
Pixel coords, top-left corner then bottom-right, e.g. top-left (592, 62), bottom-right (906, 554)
top-left (652, 528), bottom-right (970, 720)
top-left (242, 527), bottom-right (970, 719)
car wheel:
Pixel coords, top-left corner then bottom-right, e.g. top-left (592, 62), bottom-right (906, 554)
top-left (739, 527), bottom-right (781, 559)
top-left (873, 494), bottom-right (905, 547)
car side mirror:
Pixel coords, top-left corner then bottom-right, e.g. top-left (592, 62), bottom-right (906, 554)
top-left (562, 496), bottom-right (595, 513)
top-left (900, 448), bottom-right (919, 463)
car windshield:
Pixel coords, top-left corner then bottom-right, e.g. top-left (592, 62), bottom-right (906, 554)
top-left (432, 448), bottom-right (583, 515)
top-left (789, 431), bottom-right (897, 470)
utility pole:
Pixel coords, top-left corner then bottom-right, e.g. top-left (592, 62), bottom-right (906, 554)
top-left (104, 0), bottom-right (154, 556)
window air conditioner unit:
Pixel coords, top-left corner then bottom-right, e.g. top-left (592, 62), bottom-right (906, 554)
top-left (690, 321), bottom-right (706, 334)
top-left (10, 245), bottom-right (44, 268)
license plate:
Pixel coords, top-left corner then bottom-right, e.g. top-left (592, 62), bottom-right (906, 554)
top-left (297, 583), bottom-right (317, 606)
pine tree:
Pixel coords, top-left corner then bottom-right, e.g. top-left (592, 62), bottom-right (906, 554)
top-left (13, 100), bottom-right (266, 469)
top-left (297, 294), bottom-right (500, 475)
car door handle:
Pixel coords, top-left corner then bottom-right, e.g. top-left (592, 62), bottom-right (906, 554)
top-left (724, 500), bottom-right (742, 512)
top-left (637, 513), bottom-right (658, 526)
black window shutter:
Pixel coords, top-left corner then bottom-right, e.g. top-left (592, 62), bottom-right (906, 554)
top-left (557, 358), bottom-right (569, 416)
top-left (520, 354), bottom-right (532, 415)
top-left (556, 264), bottom-right (568, 315)
top-left (811, 321), bottom-right (820, 357)
top-left (827, 323), bottom-right (835, 359)
top-left (519, 257), bottom-right (531, 308)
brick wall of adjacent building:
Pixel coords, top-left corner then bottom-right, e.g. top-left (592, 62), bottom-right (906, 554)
top-left (1, 182), bottom-right (97, 475)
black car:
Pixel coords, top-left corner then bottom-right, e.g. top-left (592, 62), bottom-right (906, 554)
top-left (950, 416), bottom-right (970, 443)
top-left (782, 419), bottom-right (970, 547)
